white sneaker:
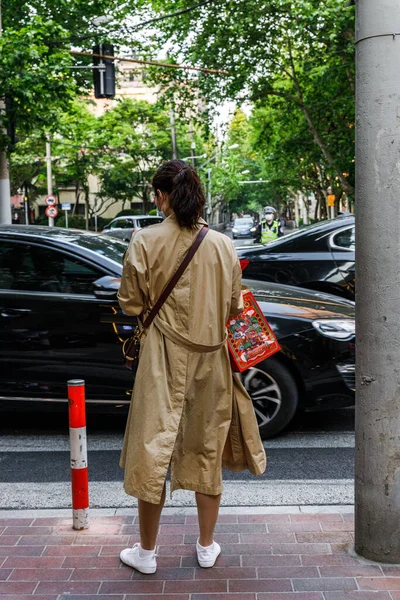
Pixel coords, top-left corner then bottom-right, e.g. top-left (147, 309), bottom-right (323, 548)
top-left (120, 542), bottom-right (157, 574)
top-left (196, 538), bottom-right (221, 568)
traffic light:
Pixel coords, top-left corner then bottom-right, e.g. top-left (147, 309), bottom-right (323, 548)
top-left (93, 43), bottom-right (116, 99)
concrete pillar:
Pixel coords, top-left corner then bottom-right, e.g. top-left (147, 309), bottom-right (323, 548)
top-left (355, 0), bottom-right (400, 562)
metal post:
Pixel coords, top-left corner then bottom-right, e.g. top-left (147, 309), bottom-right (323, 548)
top-left (24, 183), bottom-right (29, 225)
top-left (0, 5), bottom-right (11, 225)
top-left (207, 167), bottom-right (212, 223)
top-left (67, 379), bottom-right (89, 530)
top-left (46, 135), bottom-right (54, 227)
top-left (355, 0), bottom-right (400, 563)
top-left (65, 210), bottom-right (69, 229)
top-left (170, 105), bottom-right (178, 160)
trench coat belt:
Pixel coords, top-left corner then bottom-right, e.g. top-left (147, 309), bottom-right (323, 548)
top-left (153, 315), bottom-right (227, 353)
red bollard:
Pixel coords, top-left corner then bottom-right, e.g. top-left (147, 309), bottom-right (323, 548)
top-left (68, 379), bottom-right (89, 530)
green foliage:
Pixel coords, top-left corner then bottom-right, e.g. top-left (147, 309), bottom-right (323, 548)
top-left (115, 209), bottom-right (144, 217)
top-left (57, 214), bottom-right (86, 229)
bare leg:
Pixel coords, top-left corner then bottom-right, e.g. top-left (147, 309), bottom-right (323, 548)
top-left (195, 492), bottom-right (222, 547)
top-left (138, 482), bottom-right (166, 550)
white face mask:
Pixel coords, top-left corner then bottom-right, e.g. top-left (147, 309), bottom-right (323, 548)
top-left (265, 213), bottom-right (274, 222)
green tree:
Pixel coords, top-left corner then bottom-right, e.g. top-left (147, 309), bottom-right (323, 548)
top-left (143, 0), bottom-right (355, 199)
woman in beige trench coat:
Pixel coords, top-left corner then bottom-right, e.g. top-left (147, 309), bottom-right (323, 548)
top-left (118, 160), bottom-right (266, 574)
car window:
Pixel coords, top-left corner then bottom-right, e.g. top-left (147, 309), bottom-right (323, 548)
top-left (136, 217), bottom-right (163, 228)
top-left (110, 219), bottom-right (133, 229)
top-left (331, 227), bottom-right (355, 251)
top-left (0, 242), bottom-right (102, 295)
top-left (234, 218), bottom-right (254, 226)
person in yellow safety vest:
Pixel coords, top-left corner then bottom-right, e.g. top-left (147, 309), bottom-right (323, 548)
top-left (260, 206), bottom-right (283, 244)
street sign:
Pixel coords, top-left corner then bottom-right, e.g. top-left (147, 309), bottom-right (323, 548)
top-left (45, 206), bottom-right (58, 219)
top-left (61, 203), bottom-right (71, 211)
top-left (45, 194), bottom-right (57, 206)
top-left (327, 194), bottom-right (336, 207)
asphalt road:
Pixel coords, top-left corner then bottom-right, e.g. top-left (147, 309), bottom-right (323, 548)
top-left (0, 408), bottom-right (355, 509)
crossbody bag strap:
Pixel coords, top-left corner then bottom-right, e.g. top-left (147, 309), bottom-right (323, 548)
top-left (142, 224), bottom-right (209, 329)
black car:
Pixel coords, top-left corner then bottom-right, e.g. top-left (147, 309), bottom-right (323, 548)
top-left (237, 216), bottom-right (355, 300)
top-left (231, 217), bottom-right (258, 240)
top-left (0, 225), bottom-right (355, 438)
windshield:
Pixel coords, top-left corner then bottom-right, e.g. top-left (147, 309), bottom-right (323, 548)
top-left (72, 235), bottom-right (127, 264)
top-left (137, 217), bottom-right (164, 228)
top-left (234, 218), bottom-right (254, 226)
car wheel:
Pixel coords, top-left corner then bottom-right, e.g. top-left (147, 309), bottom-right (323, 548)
top-left (242, 356), bottom-right (299, 439)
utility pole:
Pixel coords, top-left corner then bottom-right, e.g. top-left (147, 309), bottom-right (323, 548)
top-left (170, 105), bottom-right (178, 160)
top-left (355, 0), bottom-right (400, 563)
top-left (0, 4), bottom-right (12, 225)
top-left (46, 135), bottom-right (54, 227)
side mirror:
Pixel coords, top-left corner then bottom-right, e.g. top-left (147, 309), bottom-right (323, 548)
top-left (93, 275), bottom-right (120, 299)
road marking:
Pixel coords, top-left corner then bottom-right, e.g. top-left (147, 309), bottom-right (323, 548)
top-left (0, 432), bottom-right (354, 452)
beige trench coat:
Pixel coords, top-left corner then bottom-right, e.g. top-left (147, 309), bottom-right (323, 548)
top-left (118, 214), bottom-right (266, 504)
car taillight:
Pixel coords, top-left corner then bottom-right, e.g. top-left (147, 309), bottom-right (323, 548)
top-left (240, 259), bottom-right (250, 271)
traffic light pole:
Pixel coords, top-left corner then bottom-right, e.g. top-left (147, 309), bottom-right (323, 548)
top-left (355, 0), bottom-right (400, 562)
top-left (0, 4), bottom-right (11, 225)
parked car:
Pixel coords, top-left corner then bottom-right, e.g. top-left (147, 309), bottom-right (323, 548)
top-left (102, 215), bottom-right (164, 242)
top-left (231, 216), bottom-right (258, 240)
top-left (237, 216), bottom-right (355, 300)
top-left (0, 225), bottom-right (354, 438)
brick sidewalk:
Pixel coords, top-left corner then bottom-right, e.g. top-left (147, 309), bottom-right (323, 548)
top-left (0, 511), bottom-right (399, 599)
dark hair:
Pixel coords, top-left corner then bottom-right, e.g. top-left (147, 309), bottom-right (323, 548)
top-left (152, 160), bottom-right (206, 229)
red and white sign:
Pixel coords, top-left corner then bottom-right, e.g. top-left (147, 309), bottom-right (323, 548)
top-left (45, 206), bottom-right (58, 218)
top-left (45, 194), bottom-right (57, 206)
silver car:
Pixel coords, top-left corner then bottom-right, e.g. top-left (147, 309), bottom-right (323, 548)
top-left (101, 215), bottom-right (164, 242)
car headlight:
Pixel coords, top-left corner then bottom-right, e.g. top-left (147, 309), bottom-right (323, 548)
top-left (312, 319), bottom-right (355, 340)
top-left (232, 228), bottom-right (238, 233)
top-left (250, 227), bottom-right (257, 232)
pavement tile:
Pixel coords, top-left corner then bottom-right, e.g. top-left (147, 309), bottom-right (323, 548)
top-left (381, 565), bottom-right (400, 575)
top-left (319, 565), bottom-right (384, 577)
top-left (70, 567), bottom-right (133, 580)
top-left (238, 514), bottom-right (290, 523)
top-left (258, 566), bottom-right (319, 579)
top-left (8, 568), bottom-right (74, 581)
top-left (0, 596), bottom-right (58, 600)
top-left (56, 523), bottom-right (122, 535)
top-left (191, 595), bottom-right (256, 600)
top-left (390, 593), bottom-right (400, 600)
top-left (99, 580), bottom-right (164, 594)
top-left (125, 596), bottom-right (190, 600)
top-left (182, 554), bottom-right (240, 567)
top-left (293, 577), bottom-right (357, 591)
top-left (291, 514), bottom-right (344, 522)
top-left (3, 526), bottom-right (54, 536)
top-left (132, 533), bottom-right (184, 545)
top-left (194, 566), bottom-right (256, 579)
top-left (61, 555), bottom-right (122, 568)
top-left (159, 524), bottom-right (200, 534)
top-left (321, 522), bottom-right (355, 532)
top-left (358, 577), bottom-right (400, 590)
top-left (35, 581), bottom-right (101, 595)
top-left (0, 545), bottom-right (45, 557)
top-left (43, 545), bottom-right (101, 556)
top-left (59, 596), bottom-right (123, 600)
top-left (214, 523), bottom-right (267, 533)
top-left (0, 581), bottom-right (37, 594)
top-left (242, 554), bottom-right (301, 567)
top-left (164, 579), bottom-right (228, 593)
top-left (228, 578), bottom-right (292, 592)
top-left (267, 522), bottom-right (322, 533)
top-left (72, 535), bottom-right (131, 546)
top-left (159, 515), bottom-right (187, 524)
top-left (0, 528), bottom-right (5, 535)
top-left (184, 533), bottom-right (239, 544)
top-left (324, 594), bottom-right (392, 599)
top-left (0, 536), bottom-right (21, 546)
top-left (342, 514), bottom-right (355, 522)
top-left (0, 519), bottom-right (34, 527)
top-left (0, 569), bottom-right (12, 580)
top-left (158, 544), bottom-right (199, 556)
top-left (32, 518), bottom-right (72, 526)
top-left (131, 567), bottom-right (195, 581)
top-left (187, 514), bottom-right (238, 524)
top-left (120, 525), bottom-right (141, 535)
top-left (240, 533), bottom-right (295, 544)
top-left (272, 543), bottom-right (331, 554)
top-left (258, 594), bottom-right (324, 600)
top-left (296, 532), bottom-right (353, 544)
top-left (301, 554), bottom-right (361, 567)
top-left (17, 535), bottom-right (75, 546)
top-left (3, 556), bottom-right (65, 568)
top-left (100, 545), bottom-right (128, 556)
